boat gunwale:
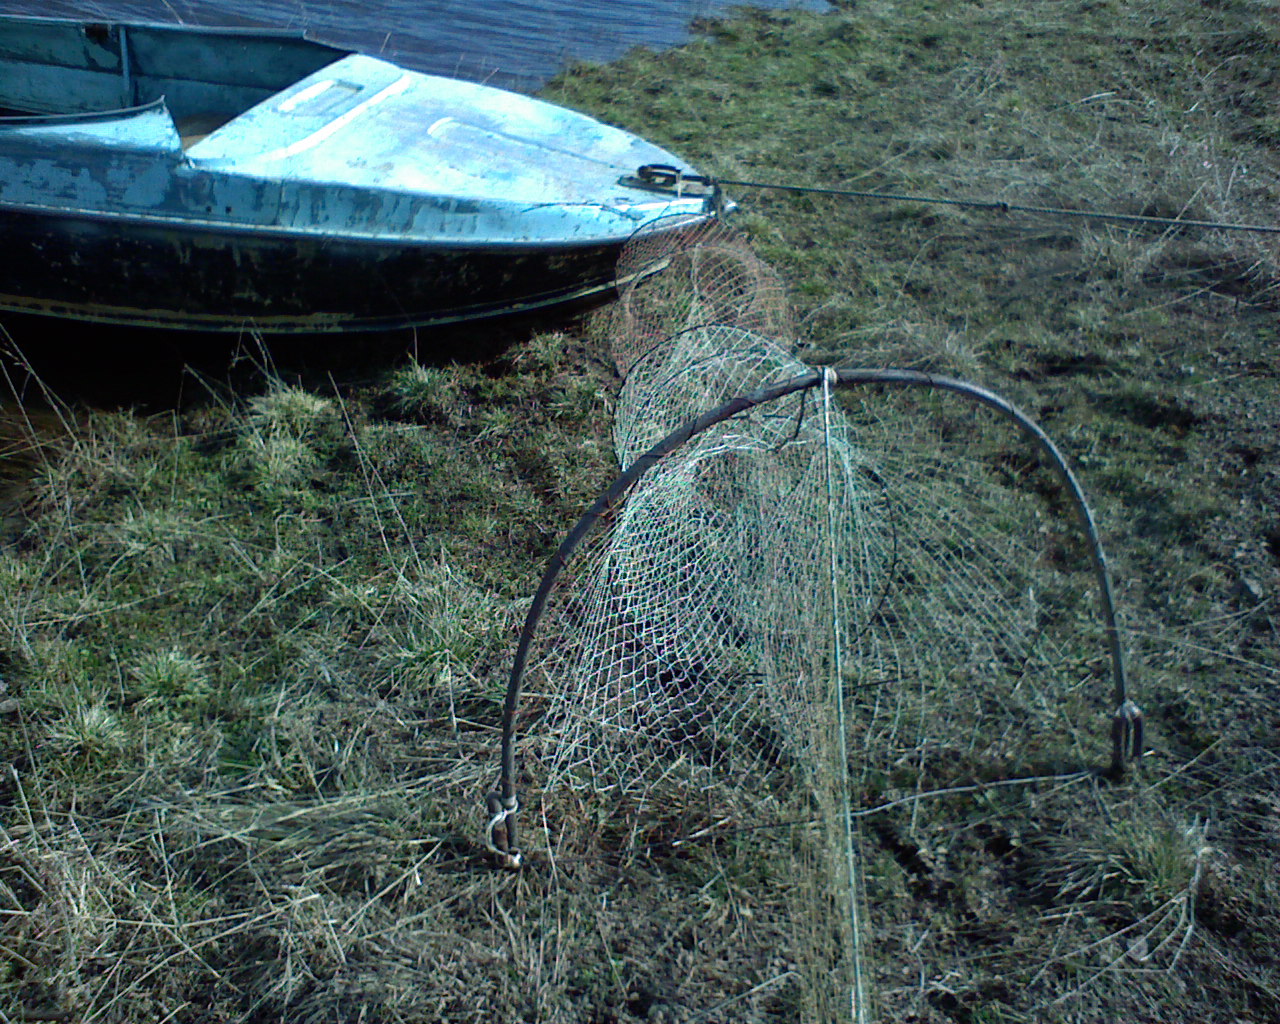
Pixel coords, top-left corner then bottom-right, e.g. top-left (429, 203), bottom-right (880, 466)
top-left (0, 13), bottom-right (326, 46)
top-left (0, 97), bottom-right (169, 127)
top-left (0, 196), bottom-right (711, 248)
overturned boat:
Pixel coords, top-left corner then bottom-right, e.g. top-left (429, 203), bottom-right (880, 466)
top-left (0, 16), bottom-right (724, 333)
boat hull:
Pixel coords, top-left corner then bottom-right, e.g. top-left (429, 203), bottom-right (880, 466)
top-left (0, 204), bottom-right (649, 333)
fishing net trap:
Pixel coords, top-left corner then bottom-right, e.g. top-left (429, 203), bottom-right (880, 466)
top-left (484, 223), bottom-right (1164, 1023)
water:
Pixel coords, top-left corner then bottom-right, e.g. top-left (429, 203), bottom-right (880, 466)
top-left (2, 0), bottom-right (827, 91)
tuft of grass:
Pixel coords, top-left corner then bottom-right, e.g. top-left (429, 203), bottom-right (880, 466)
top-left (382, 362), bottom-right (472, 424)
top-left (41, 697), bottom-right (129, 768)
top-left (246, 384), bottom-right (335, 440)
top-left (130, 646), bottom-right (214, 709)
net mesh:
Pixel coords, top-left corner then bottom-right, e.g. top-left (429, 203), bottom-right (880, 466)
top-left (512, 225), bottom-right (1183, 1021)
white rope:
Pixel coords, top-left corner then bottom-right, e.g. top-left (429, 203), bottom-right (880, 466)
top-left (483, 793), bottom-right (522, 870)
top-left (821, 367), bottom-right (870, 1024)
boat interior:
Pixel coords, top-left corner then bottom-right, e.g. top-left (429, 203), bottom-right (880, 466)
top-left (0, 17), bottom-right (343, 144)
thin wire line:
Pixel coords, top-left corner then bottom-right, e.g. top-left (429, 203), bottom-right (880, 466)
top-left (822, 368), bottom-right (870, 1024)
top-left (717, 177), bottom-right (1280, 235)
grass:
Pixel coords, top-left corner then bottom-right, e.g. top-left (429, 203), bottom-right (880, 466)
top-left (2, 0), bottom-right (1279, 1020)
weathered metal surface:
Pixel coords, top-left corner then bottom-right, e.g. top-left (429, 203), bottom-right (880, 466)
top-left (0, 16), bottom-right (722, 333)
top-left (0, 203), bottom-right (625, 331)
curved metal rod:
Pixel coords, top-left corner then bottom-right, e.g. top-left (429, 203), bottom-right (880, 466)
top-left (486, 368), bottom-right (1138, 866)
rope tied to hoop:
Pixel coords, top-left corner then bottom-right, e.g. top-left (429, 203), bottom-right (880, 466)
top-left (484, 791), bottom-right (522, 870)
